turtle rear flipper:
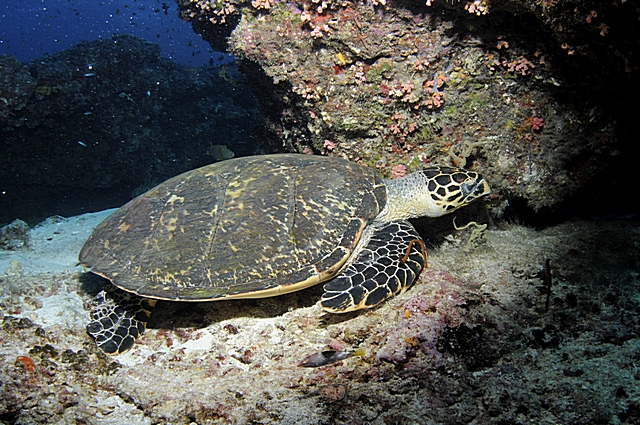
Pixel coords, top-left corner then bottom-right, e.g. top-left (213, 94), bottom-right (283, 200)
top-left (320, 220), bottom-right (426, 312)
top-left (86, 284), bottom-right (157, 355)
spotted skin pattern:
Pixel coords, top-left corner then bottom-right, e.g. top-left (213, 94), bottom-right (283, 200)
top-left (81, 155), bottom-right (490, 354)
top-left (321, 220), bottom-right (425, 312)
top-left (86, 283), bottom-right (156, 354)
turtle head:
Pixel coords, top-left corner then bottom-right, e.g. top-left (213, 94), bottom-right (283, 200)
top-left (419, 166), bottom-right (490, 216)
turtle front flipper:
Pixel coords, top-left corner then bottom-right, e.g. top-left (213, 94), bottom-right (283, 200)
top-left (321, 220), bottom-right (426, 313)
top-left (86, 283), bottom-right (157, 354)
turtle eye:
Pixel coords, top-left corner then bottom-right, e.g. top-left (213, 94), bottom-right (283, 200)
top-left (460, 180), bottom-right (482, 197)
top-left (461, 178), bottom-right (490, 198)
top-left (460, 181), bottom-right (474, 197)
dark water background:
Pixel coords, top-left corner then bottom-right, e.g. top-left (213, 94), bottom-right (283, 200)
top-left (0, 0), bottom-right (229, 65)
top-left (0, 1), bottom-right (264, 226)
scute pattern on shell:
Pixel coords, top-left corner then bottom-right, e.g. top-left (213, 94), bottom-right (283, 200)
top-left (79, 154), bottom-right (387, 300)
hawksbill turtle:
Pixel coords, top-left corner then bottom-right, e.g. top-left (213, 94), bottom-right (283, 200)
top-left (80, 154), bottom-right (490, 354)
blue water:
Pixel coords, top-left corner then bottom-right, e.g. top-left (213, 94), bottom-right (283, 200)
top-left (0, 0), bottom-right (230, 65)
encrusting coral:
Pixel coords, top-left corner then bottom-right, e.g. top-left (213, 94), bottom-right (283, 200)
top-left (176, 0), bottom-right (636, 211)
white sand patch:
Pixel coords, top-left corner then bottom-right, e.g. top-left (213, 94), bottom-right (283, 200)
top-left (0, 209), bottom-right (115, 276)
top-left (32, 291), bottom-right (87, 329)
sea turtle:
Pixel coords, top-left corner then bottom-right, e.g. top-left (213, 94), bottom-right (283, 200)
top-left (80, 154), bottom-right (490, 354)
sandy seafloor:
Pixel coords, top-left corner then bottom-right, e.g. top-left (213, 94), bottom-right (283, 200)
top-left (1, 210), bottom-right (639, 425)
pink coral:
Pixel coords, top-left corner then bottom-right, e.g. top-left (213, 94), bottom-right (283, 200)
top-left (391, 165), bottom-right (407, 179)
top-left (323, 139), bottom-right (337, 151)
top-left (531, 117), bottom-right (544, 131)
top-left (375, 270), bottom-right (469, 365)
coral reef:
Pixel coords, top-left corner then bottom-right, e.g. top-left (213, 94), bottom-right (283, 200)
top-left (0, 56), bottom-right (37, 123)
top-left (0, 35), bottom-right (265, 226)
top-left (0, 220), bottom-right (30, 250)
top-left (176, 0), bottom-right (638, 211)
top-left (1, 2), bottom-right (639, 422)
top-left (1, 211), bottom-right (639, 423)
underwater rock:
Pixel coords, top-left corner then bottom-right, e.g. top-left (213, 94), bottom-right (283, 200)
top-left (0, 35), bottom-right (264, 226)
top-left (177, 0), bottom-right (639, 212)
top-left (0, 219), bottom-right (30, 250)
top-left (0, 56), bottom-right (37, 123)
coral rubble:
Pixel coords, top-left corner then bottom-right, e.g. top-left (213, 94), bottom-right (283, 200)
top-left (1, 212), bottom-right (638, 423)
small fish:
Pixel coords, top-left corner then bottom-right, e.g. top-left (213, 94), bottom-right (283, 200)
top-left (84, 73), bottom-right (95, 77)
top-left (78, 141), bottom-right (87, 147)
top-left (208, 145), bottom-right (235, 161)
top-left (298, 348), bottom-right (365, 368)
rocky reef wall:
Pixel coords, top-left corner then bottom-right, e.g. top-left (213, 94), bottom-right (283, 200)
top-left (177, 0), bottom-right (638, 212)
top-left (0, 35), bottom-right (263, 225)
